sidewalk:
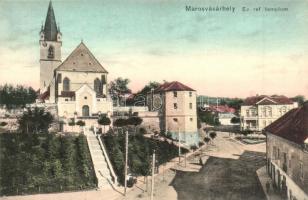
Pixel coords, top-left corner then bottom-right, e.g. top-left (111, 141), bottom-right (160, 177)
top-left (256, 166), bottom-right (281, 200)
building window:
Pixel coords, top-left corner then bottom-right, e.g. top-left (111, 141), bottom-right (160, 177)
top-left (189, 92), bottom-right (192, 97)
top-left (262, 107), bottom-right (266, 117)
top-left (190, 118), bottom-right (193, 122)
top-left (246, 110), bottom-right (250, 117)
top-left (48, 45), bottom-right (54, 59)
top-left (173, 118), bottom-right (178, 122)
top-left (273, 146), bottom-right (277, 159)
top-left (94, 78), bottom-right (102, 94)
top-left (189, 103), bottom-right (193, 109)
top-left (268, 107), bottom-right (272, 117)
top-left (263, 120), bottom-right (266, 127)
top-left (174, 103), bottom-right (178, 109)
top-left (300, 162), bottom-right (304, 179)
top-left (63, 77), bottom-right (70, 91)
top-left (84, 96), bottom-right (87, 99)
top-left (57, 73), bottom-right (62, 83)
top-left (173, 91), bottom-right (177, 97)
top-left (65, 98), bottom-right (68, 101)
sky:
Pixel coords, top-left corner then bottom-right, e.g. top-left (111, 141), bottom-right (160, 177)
top-left (0, 0), bottom-right (307, 98)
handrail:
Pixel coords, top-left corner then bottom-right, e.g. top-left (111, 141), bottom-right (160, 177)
top-left (97, 135), bottom-right (118, 185)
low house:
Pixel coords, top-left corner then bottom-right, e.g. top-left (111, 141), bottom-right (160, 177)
top-left (264, 102), bottom-right (308, 200)
top-left (218, 113), bottom-right (239, 126)
top-left (240, 95), bottom-right (297, 131)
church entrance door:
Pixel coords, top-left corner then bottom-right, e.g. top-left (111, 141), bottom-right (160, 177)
top-left (82, 105), bottom-right (90, 117)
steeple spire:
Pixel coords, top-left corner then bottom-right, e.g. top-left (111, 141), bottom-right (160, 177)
top-left (44, 0), bottom-right (58, 41)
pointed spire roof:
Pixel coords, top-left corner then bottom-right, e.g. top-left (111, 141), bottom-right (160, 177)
top-left (55, 42), bottom-right (108, 73)
top-left (44, 1), bottom-right (58, 41)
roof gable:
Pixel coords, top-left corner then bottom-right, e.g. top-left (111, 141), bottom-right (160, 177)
top-left (265, 102), bottom-right (308, 145)
top-left (243, 95), bottom-right (293, 106)
top-left (56, 42), bottom-right (108, 73)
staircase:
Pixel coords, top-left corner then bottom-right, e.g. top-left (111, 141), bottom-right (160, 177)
top-left (85, 127), bottom-right (117, 189)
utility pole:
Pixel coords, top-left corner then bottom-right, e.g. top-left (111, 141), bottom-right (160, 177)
top-left (124, 130), bottom-right (128, 196)
top-left (178, 127), bottom-right (181, 163)
top-left (151, 150), bottom-right (155, 200)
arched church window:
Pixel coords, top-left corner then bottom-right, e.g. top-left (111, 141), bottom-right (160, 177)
top-left (94, 78), bottom-right (102, 95)
top-left (82, 105), bottom-right (90, 117)
top-left (48, 45), bottom-right (55, 59)
top-left (63, 77), bottom-right (70, 91)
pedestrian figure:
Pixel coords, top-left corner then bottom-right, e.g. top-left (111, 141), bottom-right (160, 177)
top-left (266, 180), bottom-right (271, 194)
top-left (199, 157), bottom-right (203, 165)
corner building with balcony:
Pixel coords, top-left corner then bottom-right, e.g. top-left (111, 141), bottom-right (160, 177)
top-left (240, 95), bottom-right (298, 131)
top-left (264, 102), bottom-right (308, 200)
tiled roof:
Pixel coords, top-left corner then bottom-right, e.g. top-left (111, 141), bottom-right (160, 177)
top-left (154, 81), bottom-right (195, 92)
top-left (209, 105), bottom-right (236, 113)
top-left (264, 102), bottom-right (308, 145)
top-left (56, 42), bottom-right (108, 73)
top-left (43, 1), bottom-right (58, 41)
top-left (59, 91), bottom-right (75, 98)
top-left (242, 95), bottom-right (293, 106)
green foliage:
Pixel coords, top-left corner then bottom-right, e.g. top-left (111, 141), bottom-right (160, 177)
top-left (0, 84), bottom-right (37, 109)
top-left (97, 115), bottom-right (111, 126)
top-left (103, 132), bottom-right (188, 185)
top-left (197, 110), bottom-right (220, 126)
top-left (203, 137), bottom-right (210, 144)
top-left (0, 133), bottom-right (96, 196)
top-left (68, 118), bottom-right (75, 126)
top-left (137, 81), bottom-right (161, 95)
top-left (113, 118), bottom-right (128, 127)
top-left (209, 132), bottom-right (217, 140)
top-left (291, 95), bottom-right (305, 106)
top-left (0, 122), bottom-right (7, 126)
top-left (126, 116), bottom-right (143, 126)
top-left (76, 120), bottom-right (85, 127)
top-left (18, 107), bottom-right (53, 134)
top-left (231, 117), bottom-right (240, 124)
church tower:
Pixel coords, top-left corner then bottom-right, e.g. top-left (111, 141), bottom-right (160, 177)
top-left (39, 1), bottom-right (62, 94)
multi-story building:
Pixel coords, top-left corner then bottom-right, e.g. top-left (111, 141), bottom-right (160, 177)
top-left (264, 102), bottom-right (308, 200)
top-left (39, 1), bottom-right (112, 122)
top-left (147, 81), bottom-right (199, 146)
top-left (240, 95), bottom-right (297, 131)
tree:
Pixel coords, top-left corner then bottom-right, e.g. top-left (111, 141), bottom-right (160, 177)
top-left (76, 120), bottom-right (85, 126)
top-left (209, 132), bottom-right (217, 140)
top-left (68, 118), bottom-right (75, 132)
top-left (231, 117), bottom-right (240, 124)
top-left (127, 116), bottom-right (143, 136)
top-left (137, 82), bottom-right (160, 95)
top-left (97, 115), bottom-right (111, 133)
top-left (0, 122), bottom-right (7, 126)
top-left (18, 107), bottom-right (53, 134)
top-left (291, 95), bottom-right (305, 106)
top-left (203, 137), bottom-right (210, 144)
top-left (109, 78), bottom-right (131, 106)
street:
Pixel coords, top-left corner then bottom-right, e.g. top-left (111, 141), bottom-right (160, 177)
top-left (121, 132), bottom-right (266, 200)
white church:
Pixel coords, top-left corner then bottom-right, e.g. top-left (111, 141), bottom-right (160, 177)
top-left (39, 1), bottom-right (112, 122)
top-left (37, 1), bottom-right (199, 145)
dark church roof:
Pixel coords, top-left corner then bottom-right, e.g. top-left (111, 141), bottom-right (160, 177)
top-left (155, 81), bottom-right (195, 92)
top-left (55, 42), bottom-right (108, 73)
top-left (43, 1), bottom-right (59, 41)
top-left (264, 102), bottom-right (308, 145)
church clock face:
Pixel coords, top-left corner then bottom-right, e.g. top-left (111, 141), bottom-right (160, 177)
top-left (42, 41), bottom-right (47, 47)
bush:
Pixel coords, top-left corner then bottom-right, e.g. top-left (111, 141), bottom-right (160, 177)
top-left (0, 121), bottom-right (7, 126)
top-left (76, 120), bottom-right (85, 127)
top-left (198, 141), bottom-right (204, 146)
top-left (0, 133), bottom-right (96, 196)
top-left (190, 145), bottom-right (198, 151)
top-left (139, 127), bottom-right (147, 135)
